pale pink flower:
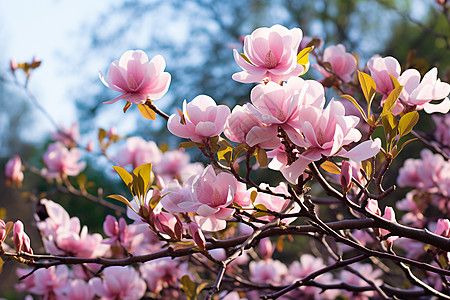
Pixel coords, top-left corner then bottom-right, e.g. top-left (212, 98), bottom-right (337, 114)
top-left (367, 56), bottom-right (401, 98)
top-left (397, 67), bottom-right (450, 113)
top-left (114, 136), bottom-right (162, 169)
top-left (5, 155), bottom-right (24, 187)
top-left (160, 178), bottom-right (197, 214)
top-left (100, 50), bottom-right (171, 104)
top-left (258, 238), bottom-right (274, 260)
top-left (233, 24), bottom-right (304, 83)
top-left (249, 258), bottom-right (288, 284)
top-left (89, 266), bottom-right (146, 300)
top-left (29, 265), bottom-right (69, 299)
top-left (35, 199), bottom-right (71, 237)
top-left (51, 122), bottom-right (80, 147)
top-left (59, 279), bottom-right (93, 300)
top-left (380, 206), bottom-right (399, 243)
top-left (433, 114), bottom-right (450, 150)
top-left (365, 199), bottom-right (381, 216)
top-left (102, 215), bottom-right (129, 246)
top-left (167, 95), bottom-right (231, 143)
top-left (153, 149), bottom-right (191, 179)
top-left (191, 165), bottom-right (237, 231)
top-left (314, 44), bottom-right (357, 82)
top-left (15, 268), bottom-right (35, 293)
top-left (339, 263), bottom-right (383, 300)
top-left (140, 258), bottom-right (188, 294)
top-left (224, 103), bottom-right (280, 149)
top-left (396, 191), bottom-right (424, 226)
top-left (42, 142), bottom-right (85, 178)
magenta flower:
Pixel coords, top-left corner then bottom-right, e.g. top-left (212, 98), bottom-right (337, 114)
top-left (233, 24), bottom-right (304, 83)
top-left (42, 142), bottom-right (85, 178)
top-left (5, 155), bottom-right (24, 187)
top-left (100, 50), bottom-right (171, 104)
top-left (314, 44), bottom-right (357, 82)
top-left (89, 266), bottom-right (146, 300)
top-left (167, 95), bottom-right (231, 143)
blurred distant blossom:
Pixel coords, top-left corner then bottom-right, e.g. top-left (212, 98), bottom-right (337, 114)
top-left (140, 258), bottom-right (188, 294)
top-left (28, 265), bottom-right (69, 299)
top-left (233, 24), bottom-right (304, 83)
top-left (5, 155), bottom-right (23, 187)
top-left (114, 136), bottom-right (162, 169)
top-left (42, 142), bottom-right (85, 178)
top-left (59, 278), bottom-right (93, 300)
top-left (249, 258), bottom-right (288, 284)
top-left (314, 44), bottom-right (357, 82)
top-left (100, 50), bottom-right (171, 104)
top-left (51, 122), bottom-right (80, 148)
top-left (339, 263), bottom-right (383, 300)
top-left (433, 114), bottom-right (450, 153)
top-left (89, 266), bottom-right (146, 300)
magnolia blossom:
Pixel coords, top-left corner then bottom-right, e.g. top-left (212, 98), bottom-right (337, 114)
top-left (28, 266), bottom-right (69, 299)
top-left (114, 136), bottom-right (162, 169)
top-left (42, 142), bottom-right (85, 178)
top-left (380, 206), bottom-right (399, 243)
top-left (51, 122), bottom-right (80, 147)
top-left (59, 279), bottom-right (93, 300)
top-left (153, 149), bottom-right (191, 178)
top-left (100, 50), bottom-right (171, 104)
top-left (433, 114), bottom-right (450, 151)
top-left (167, 95), bottom-right (230, 143)
top-left (191, 165), bottom-right (237, 231)
top-left (140, 258), bottom-right (187, 294)
top-left (89, 266), bottom-right (146, 300)
top-left (367, 56), bottom-right (401, 98)
top-left (314, 44), bottom-right (357, 82)
top-left (152, 204), bottom-right (183, 240)
top-left (249, 259), bottom-right (288, 284)
top-left (339, 263), bottom-right (383, 300)
top-left (13, 221), bottom-right (33, 254)
top-left (233, 24), bottom-right (304, 83)
top-left (224, 103), bottom-right (280, 149)
top-left (102, 215), bottom-right (129, 246)
top-left (5, 155), bottom-right (24, 187)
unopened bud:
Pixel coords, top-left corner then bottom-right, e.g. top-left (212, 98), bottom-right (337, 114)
top-left (189, 222), bottom-right (206, 251)
top-left (340, 161), bottom-right (353, 194)
top-left (10, 59), bottom-right (18, 73)
top-left (435, 219), bottom-right (450, 238)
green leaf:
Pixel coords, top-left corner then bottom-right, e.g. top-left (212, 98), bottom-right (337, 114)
top-left (253, 204), bottom-right (270, 218)
top-left (362, 160), bottom-right (372, 179)
top-left (380, 85), bottom-right (403, 120)
top-left (137, 104), bottom-right (156, 120)
top-left (76, 173), bottom-right (88, 190)
top-left (381, 111), bottom-right (398, 151)
top-left (254, 147), bottom-right (268, 168)
top-left (133, 163), bottom-right (154, 195)
top-left (112, 166), bottom-right (134, 193)
top-left (180, 275), bottom-right (196, 300)
top-left (178, 141), bottom-right (203, 149)
top-left (393, 138), bottom-right (418, 159)
top-left (107, 194), bottom-right (134, 211)
top-left (320, 161), bottom-right (341, 175)
top-left (358, 71), bottom-right (377, 115)
top-left (340, 95), bottom-right (368, 121)
top-left (250, 190), bottom-right (258, 204)
top-left (217, 145), bottom-right (233, 165)
top-left (98, 128), bottom-right (107, 144)
top-left (398, 111), bottom-right (419, 137)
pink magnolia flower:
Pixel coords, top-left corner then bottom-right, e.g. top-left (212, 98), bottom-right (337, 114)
top-left (51, 122), bottom-right (80, 147)
top-left (224, 103), bottom-right (280, 149)
top-left (102, 215), bottom-right (129, 246)
top-left (152, 204), bottom-right (183, 240)
top-left (59, 279), bottom-right (93, 300)
top-left (258, 238), bottom-right (274, 260)
top-left (397, 67), bottom-right (450, 113)
top-left (5, 155), bottom-right (24, 187)
top-left (42, 142), bottom-right (85, 178)
top-left (114, 136), bottom-right (162, 169)
top-left (153, 149), bottom-right (191, 179)
top-left (167, 95), bottom-right (231, 143)
top-left (140, 258), bottom-right (188, 294)
top-left (314, 44), bottom-right (357, 82)
top-left (89, 266), bottom-right (146, 300)
top-left (0, 219), bottom-right (6, 242)
top-left (367, 56), bottom-right (401, 98)
top-left (433, 114), bottom-right (450, 151)
top-left (249, 258), bottom-right (288, 284)
top-left (191, 165), bottom-right (237, 231)
top-left (339, 263), bottom-right (383, 300)
top-left (366, 199), bottom-right (381, 216)
top-left (99, 50), bottom-right (171, 104)
top-left (29, 265), bottom-right (69, 299)
top-left (232, 24), bottom-right (304, 83)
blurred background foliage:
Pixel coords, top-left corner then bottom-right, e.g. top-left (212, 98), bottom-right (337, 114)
top-left (0, 0), bottom-right (449, 298)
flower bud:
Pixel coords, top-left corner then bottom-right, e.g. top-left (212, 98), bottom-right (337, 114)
top-left (0, 219), bottom-right (6, 242)
top-left (365, 199), bottom-right (381, 216)
top-left (10, 59), bottom-right (18, 73)
top-left (153, 211), bottom-right (183, 241)
top-left (380, 207), bottom-right (399, 244)
top-left (189, 222), bottom-right (206, 251)
top-left (340, 161), bottom-right (353, 194)
top-left (258, 238), bottom-right (274, 260)
top-left (5, 155), bottom-right (24, 188)
top-left (13, 221), bottom-right (32, 254)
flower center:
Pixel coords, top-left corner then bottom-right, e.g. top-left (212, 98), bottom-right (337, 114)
top-left (127, 74), bottom-right (138, 91)
top-left (264, 50), bottom-right (278, 69)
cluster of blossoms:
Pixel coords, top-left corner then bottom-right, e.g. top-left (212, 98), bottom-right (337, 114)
top-left (2, 22), bottom-right (450, 300)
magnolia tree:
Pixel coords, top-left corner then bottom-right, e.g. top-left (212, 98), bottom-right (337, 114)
top-left (2, 23), bottom-right (450, 300)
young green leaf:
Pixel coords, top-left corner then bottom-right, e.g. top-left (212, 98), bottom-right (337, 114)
top-left (358, 71), bottom-right (377, 112)
top-left (380, 85), bottom-right (403, 119)
top-left (112, 166), bottom-right (134, 192)
top-left (381, 111), bottom-right (398, 151)
top-left (107, 194), bottom-right (135, 211)
top-left (398, 111), bottom-right (419, 137)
